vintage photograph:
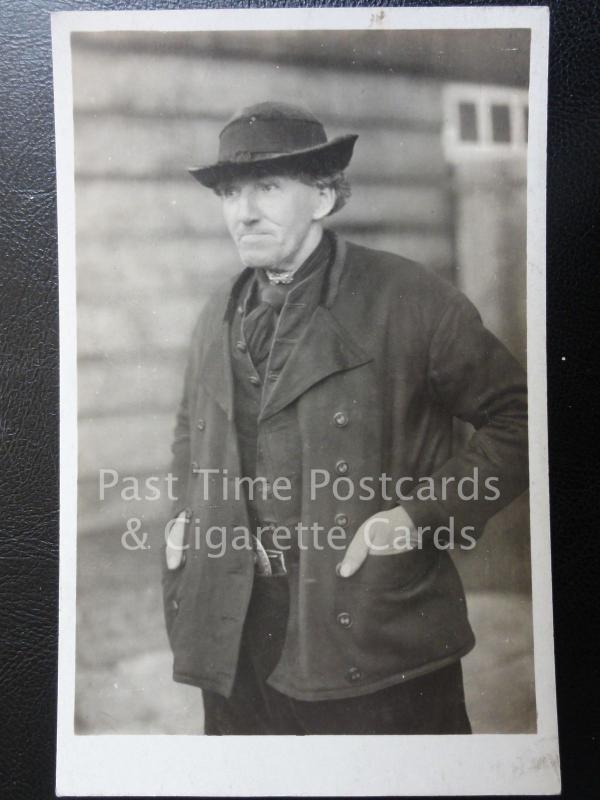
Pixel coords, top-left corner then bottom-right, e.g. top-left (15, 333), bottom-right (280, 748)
top-left (54, 5), bottom-right (558, 796)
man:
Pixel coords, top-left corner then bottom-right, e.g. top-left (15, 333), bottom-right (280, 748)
top-left (162, 101), bottom-right (528, 735)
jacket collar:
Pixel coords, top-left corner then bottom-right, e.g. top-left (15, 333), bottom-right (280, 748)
top-left (224, 231), bottom-right (347, 321)
top-left (200, 233), bottom-right (372, 420)
top-left (322, 231), bottom-right (347, 309)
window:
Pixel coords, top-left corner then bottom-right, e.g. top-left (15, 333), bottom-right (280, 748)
top-left (443, 83), bottom-right (528, 160)
top-left (458, 102), bottom-right (478, 142)
top-left (491, 103), bottom-right (511, 143)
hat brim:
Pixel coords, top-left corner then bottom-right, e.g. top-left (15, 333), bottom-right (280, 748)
top-left (189, 134), bottom-right (358, 189)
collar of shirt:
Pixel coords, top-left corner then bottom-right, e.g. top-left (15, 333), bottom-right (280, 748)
top-left (245, 231), bottom-right (333, 315)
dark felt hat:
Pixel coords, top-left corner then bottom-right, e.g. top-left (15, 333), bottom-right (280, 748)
top-left (189, 101), bottom-right (358, 189)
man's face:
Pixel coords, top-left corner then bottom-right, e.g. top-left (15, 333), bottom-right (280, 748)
top-left (219, 174), bottom-right (328, 271)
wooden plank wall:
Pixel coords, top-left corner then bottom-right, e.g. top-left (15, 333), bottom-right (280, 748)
top-left (72, 35), bottom-right (453, 538)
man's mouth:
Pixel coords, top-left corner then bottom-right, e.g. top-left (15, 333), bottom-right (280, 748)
top-left (237, 231), bottom-right (273, 240)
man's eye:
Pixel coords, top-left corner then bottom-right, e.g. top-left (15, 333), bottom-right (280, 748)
top-left (260, 182), bottom-right (278, 192)
top-left (221, 186), bottom-right (238, 198)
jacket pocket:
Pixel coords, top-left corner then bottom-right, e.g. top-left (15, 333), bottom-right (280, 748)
top-left (334, 550), bottom-right (471, 669)
top-left (350, 546), bottom-right (438, 590)
top-left (161, 550), bottom-right (187, 649)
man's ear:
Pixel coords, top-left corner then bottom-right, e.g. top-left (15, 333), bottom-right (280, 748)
top-left (312, 186), bottom-right (336, 220)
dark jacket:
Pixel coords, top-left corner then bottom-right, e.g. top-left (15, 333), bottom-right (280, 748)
top-left (162, 235), bottom-right (528, 701)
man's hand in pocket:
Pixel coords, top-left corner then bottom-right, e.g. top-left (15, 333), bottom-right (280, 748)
top-left (337, 506), bottom-right (417, 578)
top-left (165, 510), bottom-right (189, 570)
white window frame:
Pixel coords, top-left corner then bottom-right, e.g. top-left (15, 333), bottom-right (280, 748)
top-left (443, 82), bottom-right (529, 161)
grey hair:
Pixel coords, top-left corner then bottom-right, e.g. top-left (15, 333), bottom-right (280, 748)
top-left (290, 171), bottom-right (352, 216)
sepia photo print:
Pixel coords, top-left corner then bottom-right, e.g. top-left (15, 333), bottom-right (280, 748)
top-left (54, 6), bottom-right (558, 796)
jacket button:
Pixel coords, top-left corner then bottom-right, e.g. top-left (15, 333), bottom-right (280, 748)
top-left (248, 375), bottom-right (261, 386)
top-left (337, 611), bottom-right (352, 628)
top-left (333, 412), bottom-right (349, 427)
top-left (346, 666), bottom-right (362, 683)
top-left (237, 305), bottom-right (244, 315)
top-left (171, 599), bottom-right (179, 613)
top-left (334, 513), bottom-right (349, 527)
top-left (235, 340), bottom-right (247, 353)
top-left (260, 521), bottom-right (276, 535)
top-left (336, 460), bottom-right (349, 475)
top-left (196, 419), bottom-right (205, 431)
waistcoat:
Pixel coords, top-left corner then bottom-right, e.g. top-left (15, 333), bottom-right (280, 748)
top-left (230, 233), bottom-right (333, 552)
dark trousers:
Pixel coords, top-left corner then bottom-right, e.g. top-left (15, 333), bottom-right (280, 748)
top-left (203, 574), bottom-right (472, 735)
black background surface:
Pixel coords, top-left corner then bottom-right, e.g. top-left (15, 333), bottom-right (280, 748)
top-left (0, 1), bottom-right (598, 798)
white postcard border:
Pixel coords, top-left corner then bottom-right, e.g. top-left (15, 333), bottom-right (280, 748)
top-left (53, 6), bottom-right (558, 796)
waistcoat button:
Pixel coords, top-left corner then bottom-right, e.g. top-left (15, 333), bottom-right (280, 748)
top-left (333, 411), bottom-right (349, 427)
top-left (196, 419), bottom-right (206, 431)
top-left (346, 666), bottom-right (362, 683)
top-left (259, 520), bottom-right (276, 532)
top-left (334, 513), bottom-right (349, 527)
top-left (235, 340), bottom-right (247, 353)
top-left (337, 611), bottom-right (352, 628)
top-left (336, 460), bottom-right (349, 475)
top-left (248, 375), bottom-right (261, 386)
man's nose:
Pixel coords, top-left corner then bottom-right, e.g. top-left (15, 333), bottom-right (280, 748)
top-left (236, 187), bottom-right (260, 224)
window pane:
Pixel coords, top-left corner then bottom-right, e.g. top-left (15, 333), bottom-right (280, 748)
top-left (491, 103), bottom-right (511, 143)
top-left (458, 102), bottom-right (478, 142)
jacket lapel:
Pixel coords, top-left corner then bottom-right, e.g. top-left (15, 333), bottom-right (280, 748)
top-left (198, 323), bottom-right (234, 419)
top-left (259, 304), bottom-right (373, 422)
top-left (197, 269), bottom-right (251, 420)
top-left (197, 237), bottom-right (372, 423)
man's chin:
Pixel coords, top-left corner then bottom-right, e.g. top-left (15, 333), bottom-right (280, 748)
top-left (241, 260), bottom-right (271, 269)
top-left (237, 247), bottom-right (277, 269)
